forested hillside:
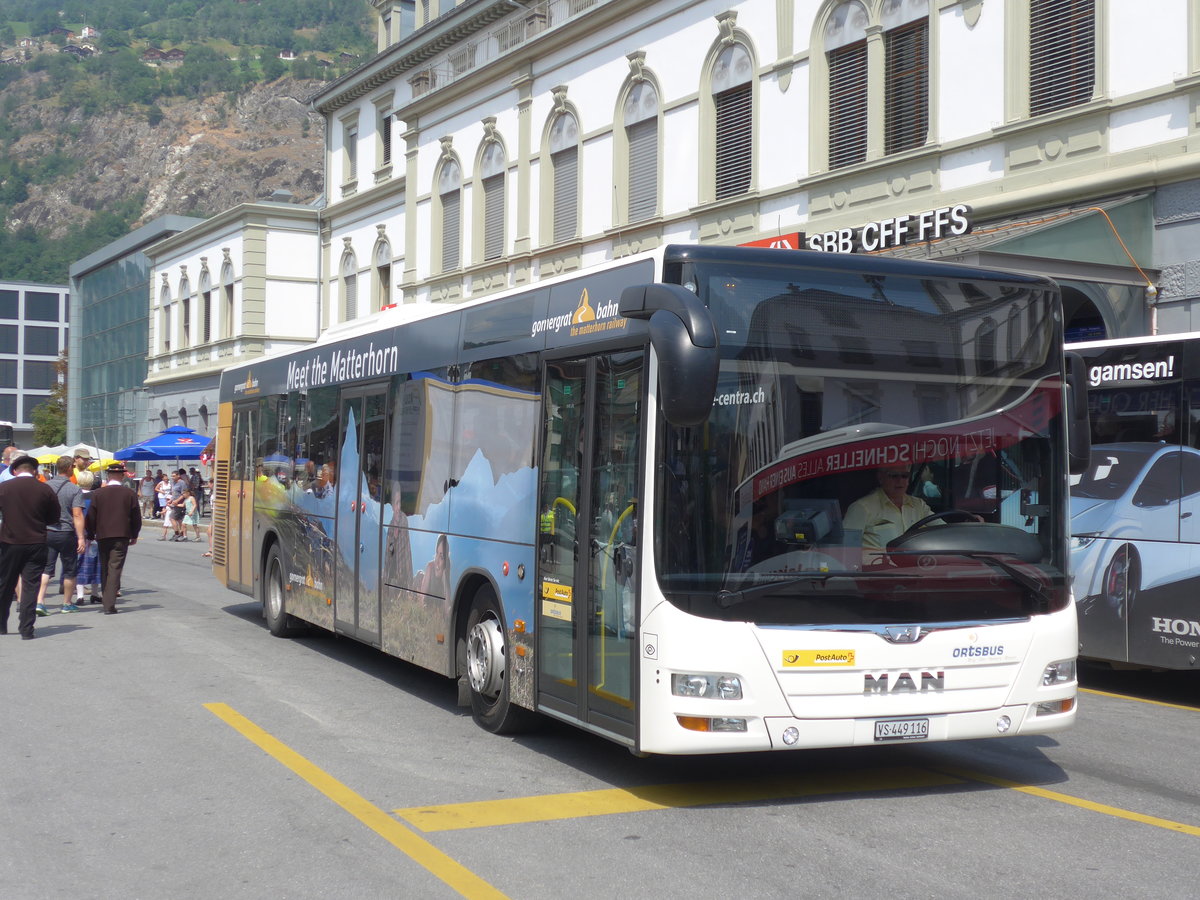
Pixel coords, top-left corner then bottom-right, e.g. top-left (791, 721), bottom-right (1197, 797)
top-left (0, 0), bottom-right (375, 282)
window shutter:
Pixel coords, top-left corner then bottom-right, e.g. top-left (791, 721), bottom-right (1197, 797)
top-left (380, 113), bottom-right (392, 166)
top-left (1030, 0), bottom-right (1095, 117)
top-left (884, 19), bottom-right (928, 155)
top-left (552, 147), bottom-right (578, 243)
top-left (714, 84), bottom-right (751, 200)
top-left (483, 174), bottom-right (504, 260)
top-left (202, 291), bottom-right (212, 344)
top-left (344, 273), bottom-right (357, 321)
top-left (627, 118), bottom-right (657, 221)
top-left (828, 40), bottom-right (867, 169)
top-left (442, 191), bottom-right (461, 270)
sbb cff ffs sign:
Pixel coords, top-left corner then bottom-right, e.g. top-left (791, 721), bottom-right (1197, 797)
top-left (807, 204), bottom-right (973, 253)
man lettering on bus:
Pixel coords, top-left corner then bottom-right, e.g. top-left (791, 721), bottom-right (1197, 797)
top-left (843, 466), bottom-right (934, 561)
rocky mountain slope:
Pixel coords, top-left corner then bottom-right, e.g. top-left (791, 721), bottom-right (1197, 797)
top-left (3, 73), bottom-right (325, 241)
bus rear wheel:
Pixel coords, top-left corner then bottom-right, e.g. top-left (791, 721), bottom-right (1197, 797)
top-left (464, 584), bottom-right (533, 734)
top-left (263, 544), bottom-right (299, 637)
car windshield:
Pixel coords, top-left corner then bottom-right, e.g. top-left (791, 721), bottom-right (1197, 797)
top-left (1069, 446), bottom-right (1156, 500)
top-left (654, 256), bottom-right (1069, 626)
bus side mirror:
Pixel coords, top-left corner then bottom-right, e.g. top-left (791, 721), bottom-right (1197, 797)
top-left (1065, 351), bottom-right (1091, 475)
top-left (620, 284), bottom-right (719, 427)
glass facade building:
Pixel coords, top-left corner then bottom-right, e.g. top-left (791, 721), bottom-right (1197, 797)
top-left (68, 216), bottom-right (204, 452)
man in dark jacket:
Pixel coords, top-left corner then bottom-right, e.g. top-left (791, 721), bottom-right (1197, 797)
top-left (0, 455), bottom-right (62, 638)
top-left (84, 462), bottom-right (142, 615)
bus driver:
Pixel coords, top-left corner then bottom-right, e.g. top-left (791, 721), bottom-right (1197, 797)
top-left (843, 466), bottom-right (934, 558)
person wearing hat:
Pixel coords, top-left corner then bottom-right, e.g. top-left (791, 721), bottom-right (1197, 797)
top-left (71, 447), bottom-right (92, 485)
top-left (0, 454), bottom-right (61, 638)
top-left (84, 462), bottom-right (142, 614)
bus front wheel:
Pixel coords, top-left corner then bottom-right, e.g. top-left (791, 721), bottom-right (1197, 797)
top-left (263, 544), bottom-right (299, 637)
top-left (465, 584), bottom-right (533, 734)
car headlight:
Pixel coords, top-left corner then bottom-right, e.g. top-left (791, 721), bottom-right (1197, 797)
top-left (1070, 533), bottom-right (1100, 550)
top-left (671, 673), bottom-right (743, 700)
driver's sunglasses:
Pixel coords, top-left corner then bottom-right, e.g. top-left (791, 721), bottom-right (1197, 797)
top-left (882, 471), bottom-right (909, 479)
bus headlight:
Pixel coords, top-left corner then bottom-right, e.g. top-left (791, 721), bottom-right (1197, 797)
top-left (671, 673), bottom-right (743, 700)
top-left (1041, 659), bottom-right (1076, 686)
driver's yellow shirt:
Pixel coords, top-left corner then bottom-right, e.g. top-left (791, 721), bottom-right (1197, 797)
top-left (843, 488), bottom-right (934, 550)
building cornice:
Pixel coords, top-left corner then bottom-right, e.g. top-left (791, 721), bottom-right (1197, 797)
top-left (312, 0), bottom-right (512, 115)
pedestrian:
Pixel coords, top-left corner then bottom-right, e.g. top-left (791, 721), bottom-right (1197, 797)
top-left (73, 470), bottom-right (102, 605)
top-left (139, 473), bottom-right (155, 518)
top-left (155, 471), bottom-right (170, 518)
top-left (168, 469), bottom-right (188, 540)
top-left (0, 455), bottom-right (61, 638)
top-left (71, 447), bottom-right (92, 484)
top-left (35, 455), bottom-right (87, 615)
top-left (188, 467), bottom-right (205, 517)
top-left (83, 462), bottom-right (142, 615)
top-left (182, 488), bottom-right (202, 540)
top-left (0, 445), bottom-right (17, 478)
top-left (0, 445), bottom-right (22, 483)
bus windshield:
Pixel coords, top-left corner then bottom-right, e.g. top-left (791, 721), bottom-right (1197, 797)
top-left (656, 257), bottom-right (1069, 625)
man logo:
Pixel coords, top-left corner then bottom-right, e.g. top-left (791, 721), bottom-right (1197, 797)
top-left (884, 625), bottom-right (926, 643)
top-left (864, 671), bottom-right (945, 694)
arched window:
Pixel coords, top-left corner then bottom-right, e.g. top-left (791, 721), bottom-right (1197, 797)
top-left (1030, 0), bottom-right (1095, 116)
top-left (882, 0), bottom-right (929, 155)
top-left (819, 0), bottom-right (929, 171)
top-left (198, 269), bottom-right (212, 345)
top-left (712, 43), bottom-right (753, 199)
top-left (374, 238), bottom-right (392, 311)
top-left (976, 317), bottom-right (998, 375)
top-left (549, 113), bottom-right (579, 243)
top-left (624, 81), bottom-right (659, 222)
top-left (221, 261), bottom-right (235, 340)
top-left (480, 141), bottom-right (505, 261)
top-left (177, 273), bottom-right (191, 349)
top-left (826, 2), bottom-right (870, 169)
top-left (159, 282), bottom-right (171, 354)
top-left (438, 159), bottom-right (462, 271)
top-left (341, 250), bottom-right (359, 321)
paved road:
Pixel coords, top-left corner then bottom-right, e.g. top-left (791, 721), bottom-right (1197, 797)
top-left (2, 537), bottom-right (1198, 899)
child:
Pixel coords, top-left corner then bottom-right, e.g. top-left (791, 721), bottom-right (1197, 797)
top-left (183, 488), bottom-right (201, 540)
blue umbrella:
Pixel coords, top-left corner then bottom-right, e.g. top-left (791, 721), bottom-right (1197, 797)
top-left (115, 426), bottom-right (212, 461)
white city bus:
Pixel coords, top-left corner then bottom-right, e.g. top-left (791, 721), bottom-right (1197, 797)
top-left (214, 245), bottom-right (1083, 754)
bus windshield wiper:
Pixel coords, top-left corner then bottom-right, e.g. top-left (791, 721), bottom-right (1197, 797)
top-left (715, 572), bottom-right (911, 609)
top-left (957, 552), bottom-right (1053, 608)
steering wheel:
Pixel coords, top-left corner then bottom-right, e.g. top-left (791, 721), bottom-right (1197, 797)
top-left (902, 509), bottom-right (977, 534)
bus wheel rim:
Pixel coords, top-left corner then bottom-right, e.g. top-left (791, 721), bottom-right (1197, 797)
top-left (268, 561), bottom-right (283, 619)
top-left (467, 617), bottom-right (504, 698)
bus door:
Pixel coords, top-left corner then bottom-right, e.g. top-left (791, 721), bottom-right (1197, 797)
top-left (537, 350), bottom-right (643, 741)
top-left (228, 402), bottom-right (258, 592)
top-left (333, 385), bottom-right (389, 645)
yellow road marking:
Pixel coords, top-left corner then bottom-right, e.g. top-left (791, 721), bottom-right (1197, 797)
top-left (940, 766), bottom-right (1200, 838)
top-left (204, 703), bottom-right (508, 899)
top-left (1080, 687), bottom-right (1200, 713)
top-left (395, 766), bottom-right (964, 832)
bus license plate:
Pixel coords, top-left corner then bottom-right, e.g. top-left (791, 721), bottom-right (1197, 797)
top-left (874, 717), bottom-right (929, 742)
